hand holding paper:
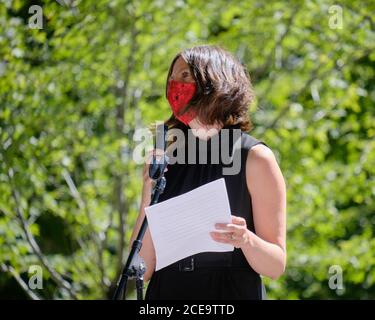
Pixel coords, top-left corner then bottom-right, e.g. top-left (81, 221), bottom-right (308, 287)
top-left (145, 178), bottom-right (234, 271)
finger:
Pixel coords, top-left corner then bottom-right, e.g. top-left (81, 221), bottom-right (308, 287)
top-left (210, 232), bottom-right (231, 243)
top-left (152, 148), bottom-right (166, 161)
top-left (210, 232), bottom-right (241, 248)
top-left (145, 150), bottom-right (155, 165)
top-left (214, 223), bottom-right (243, 232)
top-left (153, 148), bottom-right (165, 156)
top-left (231, 215), bottom-right (246, 226)
top-left (210, 231), bottom-right (234, 240)
top-left (145, 149), bottom-right (166, 165)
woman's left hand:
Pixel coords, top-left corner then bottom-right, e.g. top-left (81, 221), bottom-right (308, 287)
top-left (210, 215), bottom-right (251, 249)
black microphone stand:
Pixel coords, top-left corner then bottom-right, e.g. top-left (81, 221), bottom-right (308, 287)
top-left (113, 125), bottom-right (168, 300)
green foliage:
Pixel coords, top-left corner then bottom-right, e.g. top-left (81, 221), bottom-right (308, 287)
top-left (0, 0), bottom-right (374, 299)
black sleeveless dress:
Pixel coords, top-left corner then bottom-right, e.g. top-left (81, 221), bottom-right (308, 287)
top-left (145, 122), bottom-right (269, 300)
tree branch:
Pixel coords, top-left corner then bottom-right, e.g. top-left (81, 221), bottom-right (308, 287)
top-left (62, 168), bottom-right (108, 291)
top-left (1, 264), bottom-right (42, 300)
top-left (252, 6), bottom-right (300, 82)
top-left (6, 167), bottom-right (78, 299)
top-left (113, 13), bottom-right (140, 281)
top-left (259, 48), bottom-right (372, 137)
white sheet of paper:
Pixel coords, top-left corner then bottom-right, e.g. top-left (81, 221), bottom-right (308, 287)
top-left (145, 178), bottom-right (234, 271)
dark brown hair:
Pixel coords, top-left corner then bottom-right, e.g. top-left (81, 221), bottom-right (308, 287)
top-left (164, 45), bottom-right (254, 132)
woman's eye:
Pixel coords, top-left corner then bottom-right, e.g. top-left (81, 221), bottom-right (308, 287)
top-left (182, 71), bottom-right (190, 78)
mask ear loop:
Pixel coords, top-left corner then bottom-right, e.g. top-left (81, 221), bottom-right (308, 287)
top-left (203, 80), bottom-right (213, 95)
top-left (202, 65), bottom-right (213, 95)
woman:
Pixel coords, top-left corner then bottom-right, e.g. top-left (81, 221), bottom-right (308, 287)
top-left (129, 45), bottom-right (286, 300)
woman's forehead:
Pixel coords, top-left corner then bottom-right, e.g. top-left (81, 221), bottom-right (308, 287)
top-left (172, 56), bottom-right (189, 72)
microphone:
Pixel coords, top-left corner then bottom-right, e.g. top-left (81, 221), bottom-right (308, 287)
top-left (149, 124), bottom-right (169, 180)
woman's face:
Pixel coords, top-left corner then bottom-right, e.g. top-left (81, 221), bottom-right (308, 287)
top-left (169, 56), bottom-right (195, 83)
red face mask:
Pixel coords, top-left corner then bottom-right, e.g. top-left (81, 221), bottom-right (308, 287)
top-left (167, 79), bottom-right (197, 125)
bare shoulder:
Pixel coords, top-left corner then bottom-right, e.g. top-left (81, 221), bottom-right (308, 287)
top-left (246, 143), bottom-right (285, 190)
top-left (247, 143), bottom-right (277, 167)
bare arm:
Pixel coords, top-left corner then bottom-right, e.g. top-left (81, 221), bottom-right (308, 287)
top-left (128, 202), bottom-right (156, 283)
top-left (210, 144), bottom-right (286, 279)
top-left (241, 144), bottom-right (287, 280)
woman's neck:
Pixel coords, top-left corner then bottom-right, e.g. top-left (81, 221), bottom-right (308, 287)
top-left (188, 118), bottom-right (223, 141)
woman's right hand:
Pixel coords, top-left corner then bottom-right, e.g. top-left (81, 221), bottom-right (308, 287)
top-left (141, 149), bottom-right (168, 206)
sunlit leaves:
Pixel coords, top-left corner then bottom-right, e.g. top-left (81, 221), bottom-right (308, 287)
top-left (0, 0), bottom-right (374, 299)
